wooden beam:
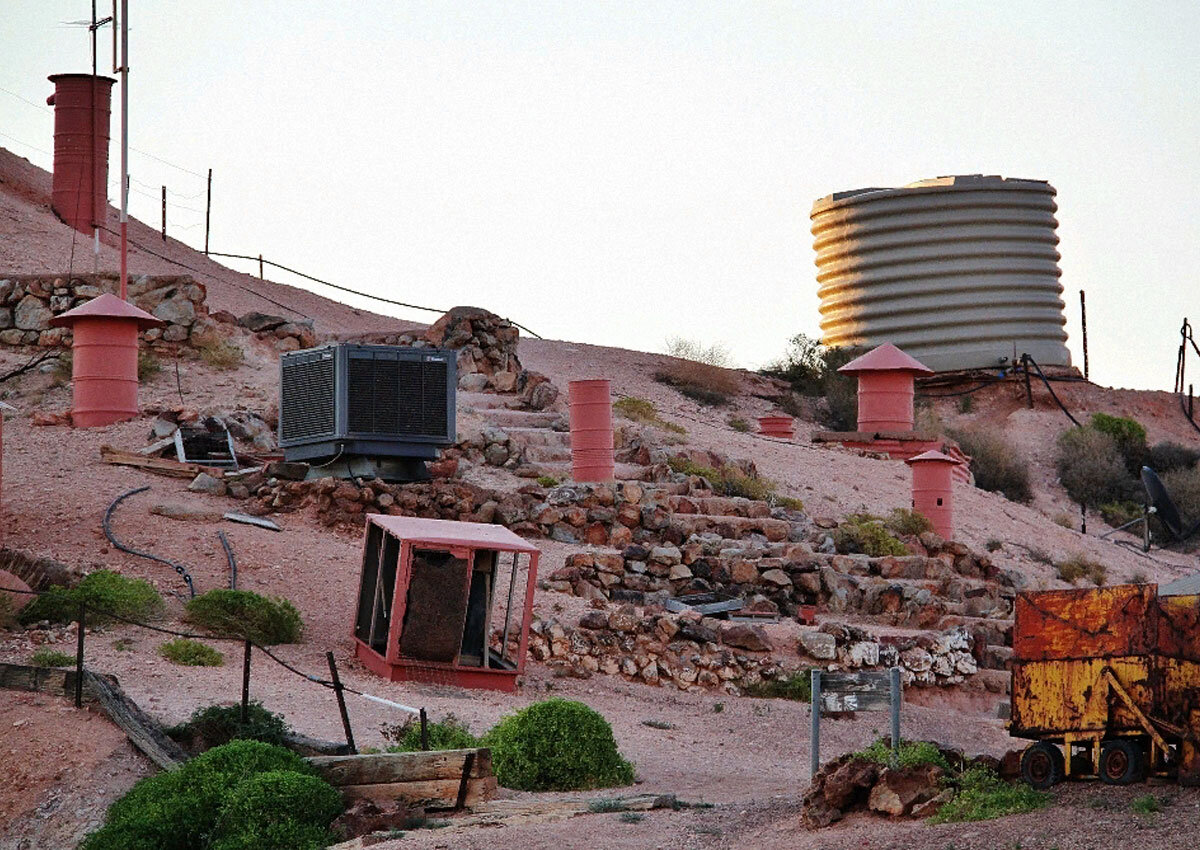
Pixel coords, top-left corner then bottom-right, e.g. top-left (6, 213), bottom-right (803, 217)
top-left (335, 776), bottom-right (498, 809)
top-left (308, 748), bottom-right (493, 786)
top-left (100, 445), bottom-right (226, 479)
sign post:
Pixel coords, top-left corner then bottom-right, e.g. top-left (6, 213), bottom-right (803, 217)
top-left (810, 667), bottom-right (903, 775)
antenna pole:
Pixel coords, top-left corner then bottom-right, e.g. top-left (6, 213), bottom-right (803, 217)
top-left (1079, 289), bottom-right (1089, 382)
top-left (118, 0), bottom-right (129, 300)
top-left (91, 0), bottom-right (100, 273)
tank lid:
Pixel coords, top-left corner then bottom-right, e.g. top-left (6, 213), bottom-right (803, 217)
top-left (906, 449), bottom-right (959, 466)
top-left (48, 73), bottom-right (118, 85)
top-left (812, 174), bottom-right (1055, 213)
top-left (838, 343), bottom-right (933, 376)
top-left (49, 293), bottom-right (164, 329)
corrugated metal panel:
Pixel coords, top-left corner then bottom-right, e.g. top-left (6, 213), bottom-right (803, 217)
top-left (810, 175), bottom-right (1071, 372)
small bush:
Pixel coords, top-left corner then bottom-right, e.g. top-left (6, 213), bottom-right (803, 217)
top-left (50, 351), bottom-right (72, 387)
top-left (1052, 512), bottom-right (1074, 530)
top-left (612, 397), bottom-right (686, 433)
top-left (209, 770), bottom-right (342, 850)
top-left (1056, 555), bottom-right (1106, 586)
top-left (884, 507), bottom-right (933, 537)
top-left (1099, 500), bottom-right (1142, 529)
top-left (1148, 441), bottom-right (1200, 474)
top-left (197, 337), bottom-right (245, 370)
top-left (159, 638), bottom-right (224, 667)
top-left (482, 698), bottom-right (635, 791)
top-left (1161, 465), bottom-right (1200, 538)
top-left (855, 739), bottom-right (952, 771)
top-left (83, 740), bottom-right (321, 850)
top-left (1091, 413), bottom-right (1148, 475)
top-left (948, 427), bottom-right (1032, 503)
top-left (641, 719), bottom-right (675, 730)
top-left (618, 811), bottom-right (644, 824)
top-left (744, 671), bottom-right (812, 702)
top-left (184, 589), bottom-right (303, 644)
top-left (1130, 793), bottom-right (1163, 815)
top-left (727, 416), bottom-right (750, 433)
top-left (657, 337), bottom-right (740, 406)
top-left (761, 334), bottom-right (859, 429)
top-left (588, 798), bottom-right (630, 813)
top-left (137, 349), bottom-right (161, 380)
top-left (667, 457), bottom-right (776, 501)
top-left (20, 570), bottom-right (164, 626)
top-left (956, 394), bottom-right (975, 414)
top-left (536, 475), bottom-right (560, 487)
top-left (1056, 426), bottom-right (1137, 509)
top-left (383, 713), bottom-right (478, 752)
top-left (985, 538), bottom-right (1003, 552)
top-left (31, 648), bottom-right (74, 667)
top-left (665, 337), bottom-right (733, 367)
top-left (168, 701), bottom-right (290, 751)
top-left (833, 514), bottom-right (908, 557)
top-left (1131, 569), bottom-right (1149, 584)
top-left (929, 766), bottom-right (1049, 823)
top-left (775, 495), bottom-right (805, 512)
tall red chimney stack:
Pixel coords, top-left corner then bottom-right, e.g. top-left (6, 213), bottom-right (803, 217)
top-left (47, 73), bottom-right (115, 237)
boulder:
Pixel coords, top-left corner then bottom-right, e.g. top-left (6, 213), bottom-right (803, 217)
top-left (237, 311), bottom-right (287, 332)
top-left (719, 623), bottom-right (772, 652)
top-left (822, 758), bottom-right (880, 810)
top-left (867, 765), bottom-right (944, 817)
top-left (798, 630), bottom-right (837, 661)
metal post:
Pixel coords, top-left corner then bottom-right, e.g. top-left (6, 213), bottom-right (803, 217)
top-left (1079, 290), bottom-right (1089, 382)
top-left (499, 552), bottom-right (519, 664)
top-left (118, 0), bottom-right (128, 300)
top-left (90, 0), bottom-right (100, 272)
top-left (419, 707), bottom-right (430, 751)
top-left (161, 185), bottom-right (166, 241)
top-left (75, 602), bottom-right (86, 708)
top-left (1190, 384), bottom-right (1194, 421)
top-left (326, 651), bottom-right (356, 754)
top-left (1022, 354), bottom-right (1033, 409)
top-left (889, 667), bottom-right (901, 768)
top-left (1080, 502), bottom-right (1087, 535)
top-left (809, 669), bottom-right (821, 778)
top-left (204, 168), bottom-right (212, 255)
top-left (258, 254), bottom-right (264, 279)
top-left (240, 639), bottom-right (251, 723)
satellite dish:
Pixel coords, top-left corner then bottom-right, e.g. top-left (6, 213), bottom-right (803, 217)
top-left (1142, 466), bottom-right (1185, 539)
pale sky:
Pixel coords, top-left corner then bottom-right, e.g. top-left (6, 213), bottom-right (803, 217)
top-left (2, 2), bottom-right (1198, 391)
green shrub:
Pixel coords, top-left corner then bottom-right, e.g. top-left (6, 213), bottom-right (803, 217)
top-left (197, 337), bottom-right (245, 370)
top-left (727, 416), bottom-right (750, 432)
top-left (536, 475), bottom-right (560, 487)
top-left (383, 713), bottom-right (478, 752)
top-left (184, 589), bottom-right (303, 644)
top-left (929, 766), bottom-right (1049, 823)
top-left (667, 457), bottom-right (776, 501)
top-left (209, 770), bottom-right (342, 850)
top-left (1091, 413), bottom-right (1148, 475)
top-left (1099, 500), bottom-right (1142, 529)
top-left (1056, 555), bottom-right (1106, 586)
top-left (20, 570), bottom-right (164, 626)
top-left (947, 427), bottom-right (1032, 503)
top-left (30, 648), bottom-right (74, 667)
top-left (482, 699), bottom-right (634, 791)
top-left (1130, 793), bottom-right (1163, 815)
top-left (855, 739), bottom-right (952, 771)
top-left (884, 507), bottom-right (932, 537)
top-left (833, 514), bottom-right (908, 556)
top-left (744, 671), bottom-right (812, 702)
top-left (1056, 426), bottom-right (1137, 509)
top-left (83, 740), bottom-right (320, 850)
top-left (1161, 465), bottom-right (1200, 540)
top-left (775, 495), bottom-right (805, 512)
top-left (1148, 441), bottom-right (1200, 474)
top-left (985, 538), bottom-right (1003, 552)
top-left (612, 397), bottom-right (686, 433)
top-left (168, 702), bottom-right (289, 751)
top-left (956, 394), bottom-right (975, 414)
top-left (159, 638), bottom-right (224, 667)
top-left (761, 334), bottom-right (860, 429)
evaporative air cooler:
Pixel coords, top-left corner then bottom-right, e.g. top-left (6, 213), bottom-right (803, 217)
top-left (278, 343), bottom-right (456, 481)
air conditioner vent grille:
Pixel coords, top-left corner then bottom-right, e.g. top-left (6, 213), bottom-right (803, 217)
top-left (347, 357), bottom-right (449, 437)
top-left (280, 355), bottom-right (336, 441)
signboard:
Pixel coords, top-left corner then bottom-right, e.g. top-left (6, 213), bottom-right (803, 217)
top-left (810, 667), bottom-right (901, 777)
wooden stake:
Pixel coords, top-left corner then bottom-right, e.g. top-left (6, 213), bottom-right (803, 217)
top-left (75, 602), bottom-right (86, 708)
top-left (420, 708), bottom-right (430, 751)
top-left (326, 651), bottom-right (356, 754)
top-left (161, 185), bottom-right (166, 241)
top-left (241, 639), bottom-right (251, 723)
top-left (204, 168), bottom-right (212, 255)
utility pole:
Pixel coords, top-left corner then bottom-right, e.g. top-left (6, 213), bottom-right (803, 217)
top-left (161, 185), bottom-right (166, 241)
top-left (204, 168), bottom-right (212, 255)
top-left (118, 0), bottom-right (129, 300)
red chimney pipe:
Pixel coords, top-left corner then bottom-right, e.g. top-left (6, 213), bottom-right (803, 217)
top-left (47, 73), bottom-right (115, 237)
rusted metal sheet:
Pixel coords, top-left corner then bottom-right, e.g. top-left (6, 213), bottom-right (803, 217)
top-left (1013, 584), bottom-right (1158, 662)
top-left (1157, 594), bottom-right (1200, 661)
top-left (1011, 656), bottom-right (1155, 738)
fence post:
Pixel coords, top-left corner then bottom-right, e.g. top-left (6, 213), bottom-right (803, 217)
top-left (890, 666), bottom-right (901, 768)
top-left (75, 601), bottom-right (86, 708)
top-left (809, 669), bottom-right (821, 778)
top-left (204, 168), bottom-right (211, 255)
top-left (161, 185), bottom-right (166, 241)
top-left (326, 651), bottom-right (356, 754)
top-left (420, 708), bottom-right (430, 751)
top-left (241, 639), bottom-right (251, 723)
top-left (1022, 354), bottom-right (1033, 409)
top-left (258, 254), bottom-right (263, 279)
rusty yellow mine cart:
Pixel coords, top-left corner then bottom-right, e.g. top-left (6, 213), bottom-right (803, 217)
top-left (1010, 583), bottom-right (1200, 788)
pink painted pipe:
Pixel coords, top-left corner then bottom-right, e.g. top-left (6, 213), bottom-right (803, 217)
top-left (907, 449), bottom-right (958, 539)
top-left (757, 415), bottom-right (795, 439)
top-left (568, 379), bottom-right (615, 482)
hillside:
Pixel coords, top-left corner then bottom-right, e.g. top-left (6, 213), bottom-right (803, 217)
top-left (3, 142), bottom-right (1200, 849)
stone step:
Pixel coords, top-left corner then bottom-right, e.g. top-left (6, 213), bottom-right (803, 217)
top-left (457, 391), bottom-right (514, 410)
top-left (504, 427), bottom-right (572, 448)
top-left (671, 513), bottom-right (795, 543)
top-left (668, 493), bottom-right (773, 520)
top-left (520, 445), bottom-right (573, 463)
top-left (529, 461), bottom-right (654, 482)
top-left (477, 409), bottom-right (562, 428)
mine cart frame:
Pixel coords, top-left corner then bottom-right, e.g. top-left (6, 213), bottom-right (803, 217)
top-left (352, 515), bottom-right (540, 693)
top-left (1010, 584), bottom-right (1200, 789)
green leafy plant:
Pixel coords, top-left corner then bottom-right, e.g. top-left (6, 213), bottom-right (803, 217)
top-left (184, 589), bottom-right (303, 644)
top-left (20, 570), bottom-right (164, 626)
top-left (208, 770), bottom-right (342, 850)
top-left (833, 514), bottom-right (908, 556)
top-left (1090, 413), bottom-right (1148, 475)
top-left (482, 698), bottom-right (635, 791)
top-left (536, 475), bottom-right (560, 487)
top-left (743, 671), bottom-right (812, 702)
top-left (588, 798), bottom-right (630, 813)
top-left (1056, 555), bottom-right (1106, 586)
top-left (30, 648), bottom-right (74, 667)
top-left (956, 394), bottom-right (975, 414)
top-left (854, 739), bottom-right (952, 771)
top-left (775, 495), bottom-right (805, 512)
top-left (1099, 500), bottom-right (1142, 530)
top-left (727, 416), bottom-right (750, 432)
top-left (159, 638), bottom-right (224, 667)
top-left (168, 701), bottom-right (290, 752)
top-left (666, 456), bottom-right (776, 501)
top-left (196, 337), bottom-right (245, 370)
top-left (612, 396), bottom-right (686, 433)
top-left (985, 538), bottom-right (1003, 552)
top-left (82, 740), bottom-right (328, 850)
top-left (1148, 441), bottom-right (1200, 474)
top-left (1130, 793), bottom-right (1162, 815)
top-left (947, 427), bottom-right (1032, 503)
top-left (1056, 426), bottom-right (1138, 509)
top-left (884, 507), bottom-right (933, 537)
top-left (383, 713), bottom-right (478, 752)
top-left (929, 766), bottom-right (1049, 823)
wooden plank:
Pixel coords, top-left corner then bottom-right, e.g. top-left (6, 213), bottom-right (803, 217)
top-left (308, 748), bottom-right (493, 785)
top-left (336, 775), bottom-right (497, 809)
top-left (818, 670), bottom-right (893, 714)
top-left (84, 671), bottom-right (188, 771)
top-left (820, 691), bottom-right (892, 713)
top-left (100, 445), bottom-right (226, 479)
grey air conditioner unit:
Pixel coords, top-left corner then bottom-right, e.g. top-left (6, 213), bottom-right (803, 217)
top-left (279, 343), bottom-right (456, 479)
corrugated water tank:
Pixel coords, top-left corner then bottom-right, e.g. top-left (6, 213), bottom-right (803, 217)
top-left (810, 175), bottom-right (1071, 372)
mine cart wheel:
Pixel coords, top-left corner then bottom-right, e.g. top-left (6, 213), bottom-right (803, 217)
top-left (1021, 742), bottom-right (1065, 789)
top-left (1099, 740), bottom-right (1146, 785)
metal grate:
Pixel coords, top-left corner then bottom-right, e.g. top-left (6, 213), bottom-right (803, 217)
top-left (347, 356), bottom-right (448, 437)
top-left (280, 354), bottom-right (336, 441)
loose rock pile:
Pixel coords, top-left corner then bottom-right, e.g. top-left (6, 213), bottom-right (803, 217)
top-left (215, 310), bottom-right (319, 352)
top-left (0, 273), bottom-right (210, 348)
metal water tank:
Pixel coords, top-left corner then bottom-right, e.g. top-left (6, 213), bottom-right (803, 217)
top-left (811, 175), bottom-right (1071, 372)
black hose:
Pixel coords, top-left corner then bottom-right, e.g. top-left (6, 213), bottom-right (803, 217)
top-left (103, 486), bottom-right (197, 598)
top-left (1022, 355), bottom-right (1081, 427)
top-left (217, 530), bottom-right (237, 590)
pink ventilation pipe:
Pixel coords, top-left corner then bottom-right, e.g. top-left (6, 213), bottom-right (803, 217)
top-left (838, 343), bottom-right (934, 432)
top-left (569, 379), bottom-right (615, 482)
top-left (907, 449), bottom-right (958, 539)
